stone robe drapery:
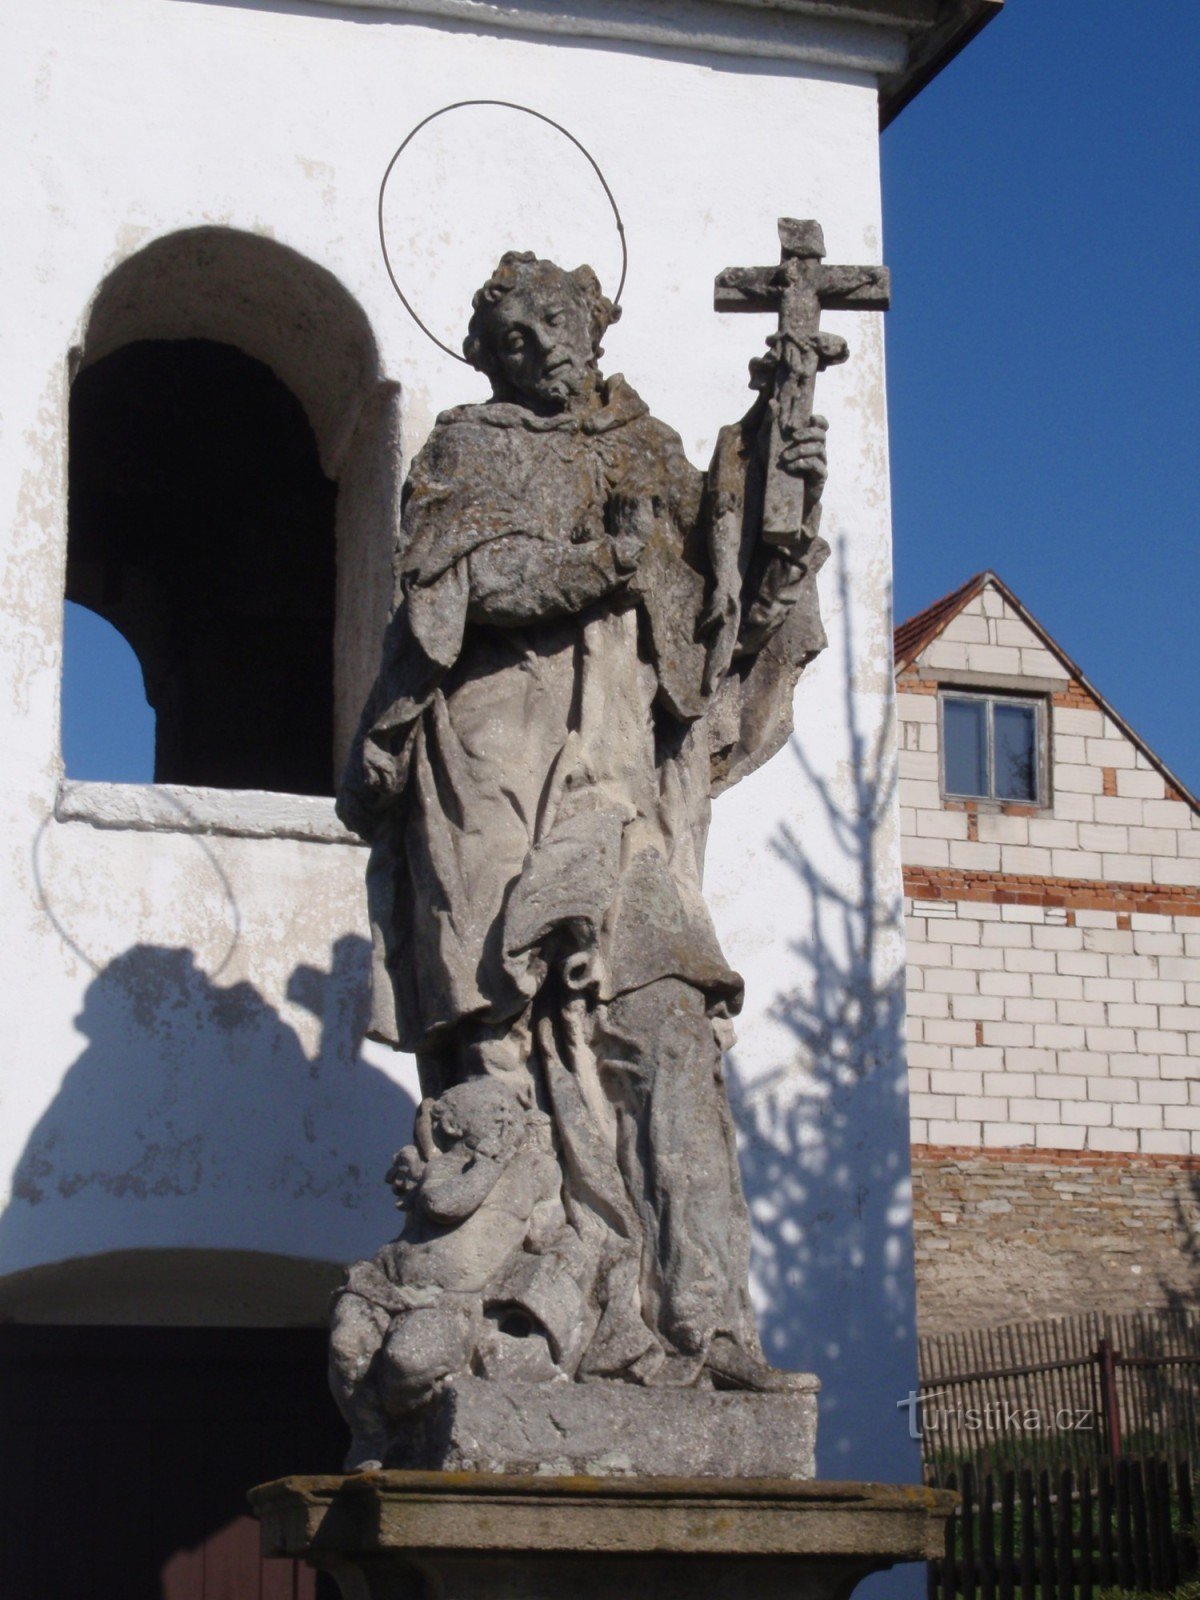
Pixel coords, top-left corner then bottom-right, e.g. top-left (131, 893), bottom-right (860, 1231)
top-left (338, 377), bottom-right (827, 1061)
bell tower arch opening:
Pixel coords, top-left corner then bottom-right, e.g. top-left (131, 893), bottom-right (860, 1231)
top-left (68, 337), bottom-right (338, 793)
top-left (65, 227), bottom-right (399, 798)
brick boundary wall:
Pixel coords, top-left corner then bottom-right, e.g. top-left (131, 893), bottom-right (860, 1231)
top-left (911, 1145), bottom-right (1200, 1332)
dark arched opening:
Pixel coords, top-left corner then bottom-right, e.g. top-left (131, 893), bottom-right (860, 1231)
top-left (67, 338), bottom-right (337, 795)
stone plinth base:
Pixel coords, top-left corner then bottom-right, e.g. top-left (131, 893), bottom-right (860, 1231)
top-left (384, 1375), bottom-right (819, 1478)
top-left (251, 1470), bottom-right (956, 1600)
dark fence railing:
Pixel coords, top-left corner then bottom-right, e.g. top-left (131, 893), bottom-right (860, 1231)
top-left (927, 1458), bottom-right (1198, 1600)
top-left (918, 1313), bottom-right (1200, 1478)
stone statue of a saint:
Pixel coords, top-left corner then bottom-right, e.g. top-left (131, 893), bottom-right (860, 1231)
top-left (332, 248), bottom-right (834, 1470)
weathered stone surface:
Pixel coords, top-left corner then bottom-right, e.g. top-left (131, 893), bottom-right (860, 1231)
top-left (330, 230), bottom-right (886, 1471)
top-left (252, 1471), bottom-right (955, 1600)
top-left (913, 1148), bottom-right (1200, 1330)
top-left (383, 1375), bottom-right (819, 1478)
top-left (714, 218), bottom-right (888, 547)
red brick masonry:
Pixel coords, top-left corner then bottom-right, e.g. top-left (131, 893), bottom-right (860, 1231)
top-left (896, 670), bottom-right (1100, 714)
top-left (912, 1144), bottom-right (1200, 1172)
top-left (903, 866), bottom-right (1200, 919)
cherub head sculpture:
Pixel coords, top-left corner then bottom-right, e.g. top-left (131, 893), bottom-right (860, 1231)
top-left (432, 1078), bottom-right (525, 1164)
top-left (464, 251), bottom-right (620, 411)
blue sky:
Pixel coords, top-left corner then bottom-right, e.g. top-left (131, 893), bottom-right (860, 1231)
top-left (882, 0), bottom-right (1200, 793)
top-left (64, 0), bottom-right (1200, 793)
top-left (64, 604), bottom-right (155, 782)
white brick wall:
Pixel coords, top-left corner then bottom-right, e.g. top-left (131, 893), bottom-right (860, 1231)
top-left (899, 588), bottom-right (1200, 895)
top-left (898, 581), bottom-right (1200, 1156)
top-left (918, 591), bottom-right (1072, 683)
top-left (905, 902), bottom-right (1200, 1155)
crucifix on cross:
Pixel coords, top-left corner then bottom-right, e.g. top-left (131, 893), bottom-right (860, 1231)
top-left (715, 218), bottom-right (890, 546)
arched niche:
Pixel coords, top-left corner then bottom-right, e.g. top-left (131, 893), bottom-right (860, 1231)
top-left (70, 227), bottom-right (400, 792)
top-left (0, 1247), bottom-right (342, 1325)
top-left (0, 1251), bottom-right (346, 1595)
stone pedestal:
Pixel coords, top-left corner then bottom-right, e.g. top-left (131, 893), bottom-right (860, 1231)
top-left (382, 1375), bottom-right (819, 1478)
top-left (251, 1470), bottom-right (956, 1600)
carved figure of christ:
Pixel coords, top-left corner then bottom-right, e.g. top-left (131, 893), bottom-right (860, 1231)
top-left (715, 217), bottom-right (890, 545)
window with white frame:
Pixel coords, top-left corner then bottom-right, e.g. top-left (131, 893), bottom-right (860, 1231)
top-left (940, 692), bottom-right (1044, 804)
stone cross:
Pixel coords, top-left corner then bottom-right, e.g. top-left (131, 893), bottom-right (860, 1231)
top-left (715, 218), bottom-right (890, 545)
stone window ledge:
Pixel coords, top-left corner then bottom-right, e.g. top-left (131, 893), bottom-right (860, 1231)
top-left (55, 780), bottom-right (366, 847)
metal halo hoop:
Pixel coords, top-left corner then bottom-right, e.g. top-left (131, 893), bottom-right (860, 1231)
top-left (377, 100), bottom-right (628, 364)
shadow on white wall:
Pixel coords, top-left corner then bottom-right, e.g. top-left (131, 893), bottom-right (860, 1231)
top-left (728, 554), bottom-right (919, 1499)
top-left (0, 934), bottom-right (417, 1311)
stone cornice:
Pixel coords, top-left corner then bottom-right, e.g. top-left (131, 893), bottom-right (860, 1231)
top-left (337, 0), bottom-right (1003, 125)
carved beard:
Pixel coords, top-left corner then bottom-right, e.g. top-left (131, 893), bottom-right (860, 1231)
top-left (485, 334), bottom-right (600, 411)
top-left (538, 362), bottom-right (583, 403)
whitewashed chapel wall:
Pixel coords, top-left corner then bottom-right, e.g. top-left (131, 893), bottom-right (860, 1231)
top-left (1, 0), bottom-right (915, 1479)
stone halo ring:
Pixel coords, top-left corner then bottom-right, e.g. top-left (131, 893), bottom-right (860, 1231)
top-left (376, 99), bottom-right (628, 364)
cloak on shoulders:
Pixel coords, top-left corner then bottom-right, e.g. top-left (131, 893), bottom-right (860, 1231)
top-left (337, 379), bottom-right (827, 1049)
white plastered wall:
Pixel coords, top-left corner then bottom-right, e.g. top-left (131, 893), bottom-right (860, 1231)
top-left (0, 0), bottom-right (915, 1482)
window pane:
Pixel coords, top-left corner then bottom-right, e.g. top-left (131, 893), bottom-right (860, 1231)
top-left (944, 698), bottom-right (988, 796)
top-left (994, 702), bottom-right (1038, 801)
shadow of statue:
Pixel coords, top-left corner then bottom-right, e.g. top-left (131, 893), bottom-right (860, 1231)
top-left (0, 932), bottom-right (414, 1598)
top-left (0, 932), bottom-right (416, 1298)
top-left (726, 553), bottom-right (921, 1499)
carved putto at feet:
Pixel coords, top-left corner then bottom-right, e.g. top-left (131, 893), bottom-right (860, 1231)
top-left (333, 224), bottom-right (888, 1471)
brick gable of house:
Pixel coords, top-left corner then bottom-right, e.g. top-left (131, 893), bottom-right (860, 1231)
top-left (895, 573), bottom-right (1199, 1329)
top-left (897, 575), bottom-right (1200, 1158)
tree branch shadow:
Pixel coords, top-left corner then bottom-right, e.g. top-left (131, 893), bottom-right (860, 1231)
top-left (727, 552), bottom-right (919, 1486)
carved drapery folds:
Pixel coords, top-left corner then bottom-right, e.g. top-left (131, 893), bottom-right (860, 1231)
top-left (330, 238), bottom-right (870, 1469)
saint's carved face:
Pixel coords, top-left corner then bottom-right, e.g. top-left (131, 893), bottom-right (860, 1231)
top-left (485, 272), bottom-right (595, 410)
